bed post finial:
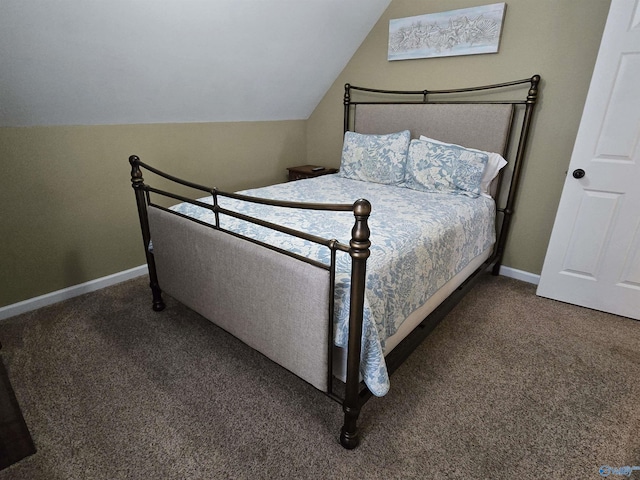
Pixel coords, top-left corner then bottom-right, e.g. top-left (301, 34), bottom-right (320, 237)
top-left (129, 155), bottom-right (166, 312)
top-left (528, 75), bottom-right (540, 104)
top-left (341, 198), bottom-right (371, 449)
top-left (344, 84), bottom-right (352, 134)
top-left (129, 155), bottom-right (143, 186)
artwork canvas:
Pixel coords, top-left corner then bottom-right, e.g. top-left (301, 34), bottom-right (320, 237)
top-left (388, 3), bottom-right (506, 61)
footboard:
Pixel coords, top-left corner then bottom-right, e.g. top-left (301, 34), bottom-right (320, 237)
top-left (129, 155), bottom-right (370, 448)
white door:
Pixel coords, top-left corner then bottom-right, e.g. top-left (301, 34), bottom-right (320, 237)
top-left (537, 0), bottom-right (640, 320)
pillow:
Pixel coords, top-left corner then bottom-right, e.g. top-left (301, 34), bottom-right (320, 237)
top-left (419, 135), bottom-right (507, 198)
top-left (404, 138), bottom-right (488, 197)
top-left (338, 130), bottom-right (411, 185)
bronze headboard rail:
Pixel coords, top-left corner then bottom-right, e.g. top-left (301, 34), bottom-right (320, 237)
top-left (344, 76), bottom-right (538, 105)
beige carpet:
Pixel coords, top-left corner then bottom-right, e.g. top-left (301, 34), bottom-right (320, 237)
top-left (0, 274), bottom-right (638, 479)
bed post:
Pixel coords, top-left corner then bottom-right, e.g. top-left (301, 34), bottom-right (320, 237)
top-left (129, 155), bottom-right (165, 312)
top-left (340, 198), bottom-right (371, 449)
top-left (492, 74), bottom-right (540, 275)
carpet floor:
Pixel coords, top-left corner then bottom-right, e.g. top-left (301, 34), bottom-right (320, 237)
top-left (0, 274), bottom-right (638, 479)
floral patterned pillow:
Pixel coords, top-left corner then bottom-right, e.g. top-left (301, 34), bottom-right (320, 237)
top-left (403, 138), bottom-right (488, 197)
top-left (338, 130), bottom-right (411, 185)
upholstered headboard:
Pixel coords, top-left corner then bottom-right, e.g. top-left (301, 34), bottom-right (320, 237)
top-left (343, 76), bottom-right (541, 269)
top-left (353, 103), bottom-right (514, 156)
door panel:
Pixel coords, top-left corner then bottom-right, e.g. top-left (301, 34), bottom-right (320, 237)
top-left (596, 53), bottom-right (640, 159)
top-left (618, 221), bottom-right (640, 287)
top-left (561, 190), bottom-right (620, 279)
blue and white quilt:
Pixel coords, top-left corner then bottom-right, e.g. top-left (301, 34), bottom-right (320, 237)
top-left (171, 175), bottom-right (495, 396)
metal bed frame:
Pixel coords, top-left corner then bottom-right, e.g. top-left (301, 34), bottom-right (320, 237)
top-left (129, 75), bottom-right (540, 449)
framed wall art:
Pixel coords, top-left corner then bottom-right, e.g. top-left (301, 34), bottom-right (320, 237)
top-left (388, 3), bottom-right (506, 61)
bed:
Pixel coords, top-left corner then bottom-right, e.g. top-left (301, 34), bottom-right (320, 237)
top-left (129, 75), bottom-right (541, 448)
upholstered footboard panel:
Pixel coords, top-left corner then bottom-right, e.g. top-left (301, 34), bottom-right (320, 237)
top-left (148, 206), bottom-right (331, 392)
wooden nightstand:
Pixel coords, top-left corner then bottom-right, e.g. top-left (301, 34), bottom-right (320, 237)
top-left (287, 165), bottom-right (338, 181)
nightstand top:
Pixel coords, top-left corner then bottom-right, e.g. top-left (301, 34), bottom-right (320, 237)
top-left (287, 165), bottom-right (339, 181)
top-left (286, 165), bottom-right (339, 175)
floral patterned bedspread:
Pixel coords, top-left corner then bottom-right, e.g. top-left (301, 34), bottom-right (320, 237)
top-left (170, 175), bottom-right (495, 396)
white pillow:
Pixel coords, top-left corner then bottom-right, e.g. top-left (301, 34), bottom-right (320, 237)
top-left (419, 135), bottom-right (507, 198)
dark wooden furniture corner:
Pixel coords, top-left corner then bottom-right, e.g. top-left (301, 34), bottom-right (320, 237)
top-left (0, 346), bottom-right (36, 470)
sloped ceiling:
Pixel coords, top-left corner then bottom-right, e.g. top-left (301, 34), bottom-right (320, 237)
top-left (0, 0), bottom-right (391, 126)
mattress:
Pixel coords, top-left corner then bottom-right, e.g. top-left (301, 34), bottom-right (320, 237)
top-left (170, 174), bottom-right (496, 396)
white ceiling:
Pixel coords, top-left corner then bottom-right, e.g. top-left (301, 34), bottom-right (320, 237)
top-left (0, 0), bottom-right (391, 127)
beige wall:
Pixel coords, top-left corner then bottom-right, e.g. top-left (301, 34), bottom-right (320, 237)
top-left (0, 121), bottom-right (306, 307)
top-left (0, 0), bottom-right (612, 309)
top-left (307, 0), bottom-right (612, 275)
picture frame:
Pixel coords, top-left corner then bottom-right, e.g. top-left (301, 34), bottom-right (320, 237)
top-left (388, 3), bottom-right (506, 61)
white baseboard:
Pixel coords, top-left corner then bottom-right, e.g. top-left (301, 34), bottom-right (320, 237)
top-left (0, 265), bottom-right (148, 321)
top-left (498, 266), bottom-right (540, 285)
top-left (0, 263), bottom-right (539, 322)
